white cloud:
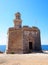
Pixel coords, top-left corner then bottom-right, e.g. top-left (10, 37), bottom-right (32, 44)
top-left (0, 32), bottom-right (7, 45)
top-left (41, 39), bottom-right (48, 45)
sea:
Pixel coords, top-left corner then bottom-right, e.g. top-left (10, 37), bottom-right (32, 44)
top-left (0, 45), bottom-right (48, 52)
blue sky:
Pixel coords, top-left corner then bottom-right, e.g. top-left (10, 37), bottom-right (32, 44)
top-left (0, 0), bottom-right (48, 45)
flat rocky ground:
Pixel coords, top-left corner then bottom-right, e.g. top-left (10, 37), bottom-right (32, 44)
top-left (0, 52), bottom-right (48, 65)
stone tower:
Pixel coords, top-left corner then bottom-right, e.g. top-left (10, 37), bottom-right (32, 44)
top-left (7, 12), bottom-right (42, 54)
top-left (14, 12), bottom-right (22, 28)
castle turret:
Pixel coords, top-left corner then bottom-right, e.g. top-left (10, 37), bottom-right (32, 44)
top-left (14, 12), bottom-right (22, 28)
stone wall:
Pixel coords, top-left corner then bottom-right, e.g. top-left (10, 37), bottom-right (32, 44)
top-left (23, 27), bottom-right (42, 53)
top-left (7, 28), bottom-right (23, 54)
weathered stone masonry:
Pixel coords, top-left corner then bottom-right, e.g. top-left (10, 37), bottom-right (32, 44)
top-left (7, 12), bottom-right (42, 54)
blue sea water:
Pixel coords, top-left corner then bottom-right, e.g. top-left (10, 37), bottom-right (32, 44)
top-left (0, 45), bottom-right (6, 52)
top-left (41, 45), bottom-right (48, 50)
top-left (0, 45), bottom-right (48, 52)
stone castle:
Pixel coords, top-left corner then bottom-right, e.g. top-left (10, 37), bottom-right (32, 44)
top-left (7, 12), bottom-right (42, 54)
